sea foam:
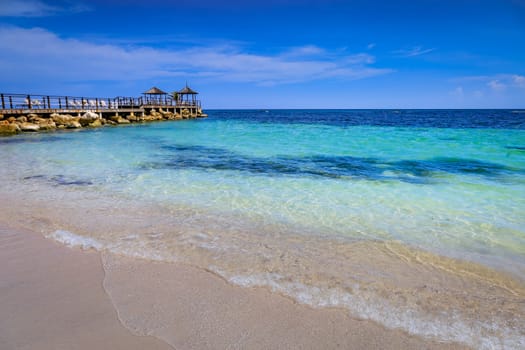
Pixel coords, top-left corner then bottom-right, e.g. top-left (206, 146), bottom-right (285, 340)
top-left (47, 230), bottom-right (104, 250)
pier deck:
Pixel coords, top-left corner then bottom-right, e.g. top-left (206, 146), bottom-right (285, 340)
top-left (0, 93), bottom-right (203, 118)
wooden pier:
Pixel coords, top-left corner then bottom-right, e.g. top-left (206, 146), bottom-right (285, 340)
top-left (0, 86), bottom-right (207, 134)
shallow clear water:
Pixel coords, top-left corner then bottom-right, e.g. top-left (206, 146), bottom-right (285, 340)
top-left (1, 109), bottom-right (524, 348)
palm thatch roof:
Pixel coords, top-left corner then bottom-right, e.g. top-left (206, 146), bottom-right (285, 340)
top-left (143, 86), bottom-right (167, 95)
top-left (179, 85), bottom-right (198, 94)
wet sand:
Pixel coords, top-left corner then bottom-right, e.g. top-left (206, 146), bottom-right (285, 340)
top-left (0, 224), bottom-right (172, 350)
top-left (0, 223), bottom-right (467, 350)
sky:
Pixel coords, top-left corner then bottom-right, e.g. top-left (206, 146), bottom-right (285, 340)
top-left (0, 0), bottom-right (524, 108)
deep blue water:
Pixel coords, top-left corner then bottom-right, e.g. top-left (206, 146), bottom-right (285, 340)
top-left (207, 109), bottom-right (525, 129)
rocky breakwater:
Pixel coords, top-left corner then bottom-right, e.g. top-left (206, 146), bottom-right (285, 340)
top-left (0, 109), bottom-right (204, 135)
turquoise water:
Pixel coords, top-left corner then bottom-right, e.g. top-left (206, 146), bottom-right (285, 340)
top-left (1, 110), bottom-right (524, 348)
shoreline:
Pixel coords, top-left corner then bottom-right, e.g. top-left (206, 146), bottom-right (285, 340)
top-left (0, 178), bottom-right (523, 349)
top-left (0, 222), bottom-right (468, 349)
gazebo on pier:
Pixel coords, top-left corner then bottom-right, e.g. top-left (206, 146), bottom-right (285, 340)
top-left (142, 86), bottom-right (169, 105)
top-left (177, 84), bottom-right (199, 107)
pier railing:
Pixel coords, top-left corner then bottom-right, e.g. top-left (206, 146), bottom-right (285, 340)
top-left (0, 93), bottom-right (201, 112)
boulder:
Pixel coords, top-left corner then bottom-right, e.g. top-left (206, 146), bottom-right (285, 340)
top-left (79, 111), bottom-right (99, 126)
top-left (16, 116), bottom-right (27, 123)
top-left (8, 117), bottom-right (16, 122)
top-left (37, 119), bottom-right (56, 131)
top-left (51, 114), bottom-right (73, 125)
top-left (31, 116), bottom-right (46, 124)
top-left (89, 119), bottom-right (102, 128)
top-left (142, 114), bottom-right (157, 122)
top-left (117, 117), bottom-right (130, 124)
top-left (82, 111), bottom-right (99, 119)
top-left (126, 114), bottom-right (138, 122)
top-left (20, 122), bottom-right (40, 132)
top-left (162, 112), bottom-right (175, 120)
top-left (66, 121), bottom-right (82, 129)
top-left (0, 123), bottom-right (20, 134)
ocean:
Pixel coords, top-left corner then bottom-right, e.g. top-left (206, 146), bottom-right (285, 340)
top-left (1, 109), bottom-right (524, 348)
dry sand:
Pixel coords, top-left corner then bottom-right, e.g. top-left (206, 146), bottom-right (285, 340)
top-left (0, 223), bottom-right (468, 349)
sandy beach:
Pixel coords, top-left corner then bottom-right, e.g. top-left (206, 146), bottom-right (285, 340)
top-left (0, 222), bottom-right (468, 349)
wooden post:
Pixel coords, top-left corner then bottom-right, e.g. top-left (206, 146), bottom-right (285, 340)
top-left (9, 96), bottom-right (13, 109)
top-left (65, 96), bottom-right (69, 109)
top-left (47, 96), bottom-right (51, 110)
top-left (1, 94), bottom-right (4, 109)
top-left (27, 95), bottom-right (32, 109)
top-left (96, 98), bottom-right (99, 109)
top-left (59, 98), bottom-right (62, 109)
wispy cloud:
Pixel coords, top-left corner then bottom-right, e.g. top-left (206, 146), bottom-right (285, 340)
top-left (0, 0), bottom-right (90, 17)
top-left (487, 80), bottom-right (506, 91)
top-left (393, 46), bottom-right (436, 57)
top-left (0, 26), bottom-right (393, 87)
top-left (367, 43), bottom-right (376, 50)
top-left (512, 74), bottom-right (525, 87)
top-left (454, 74), bottom-right (525, 88)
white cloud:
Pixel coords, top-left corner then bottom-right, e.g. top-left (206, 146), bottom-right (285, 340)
top-left (0, 26), bottom-right (393, 87)
top-left (512, 74), bottom-right (525, 87)
top-left (0, 0), bottom-right (89, 17)
top-left (488, 80), bottom-right (506, 91)
top-left (394, 46), bottom-right (435, 57)
top-left (284, 45), bottom-right (326, 57)
top-left (453, 74), bottom-right (525, 94)
top-left (367, 43), bottom-right (376, 50)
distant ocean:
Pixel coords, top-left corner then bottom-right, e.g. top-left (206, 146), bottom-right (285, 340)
top-left (1, 109), bottom-right (524, 349)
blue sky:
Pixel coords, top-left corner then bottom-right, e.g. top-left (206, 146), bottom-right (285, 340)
top-left (0, 0), bottom-right (524, 108)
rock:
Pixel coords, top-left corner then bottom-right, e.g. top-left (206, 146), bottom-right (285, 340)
top-left (82, 111), bottom-right (99, 119)
top-left (37, 119), bottom-right (56, 131)
top-left (163, 112), bottom-right (175, 120)
top-left (117, 117), bottom-right (130, 124)
top-left (16, 116), bottom-right (27, 123)
top-left (8, 117), bottom-right (16, 122)
top-left (89, 119), bottom-right (102, 127)
top-left (108, 115), bottom-right (120, 122)
top-left (31, 116), bottom-right (46, 124)
top-left (79, 111), bottom-right (99, 126)
top-left (66, 121), bottom-right (82, 129)
top-left (142, 114), bottom-right (156, 121)
top-left (0, 123), bottom-right (20, 134)
top-left (126, 114), bottom-right (138, 122)
top-left (27, 113), bottom-right (40, 119)
top-left (51, 114), bottom-right (73, 125)
top-left (20, 122), bottom-right (40, 132)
